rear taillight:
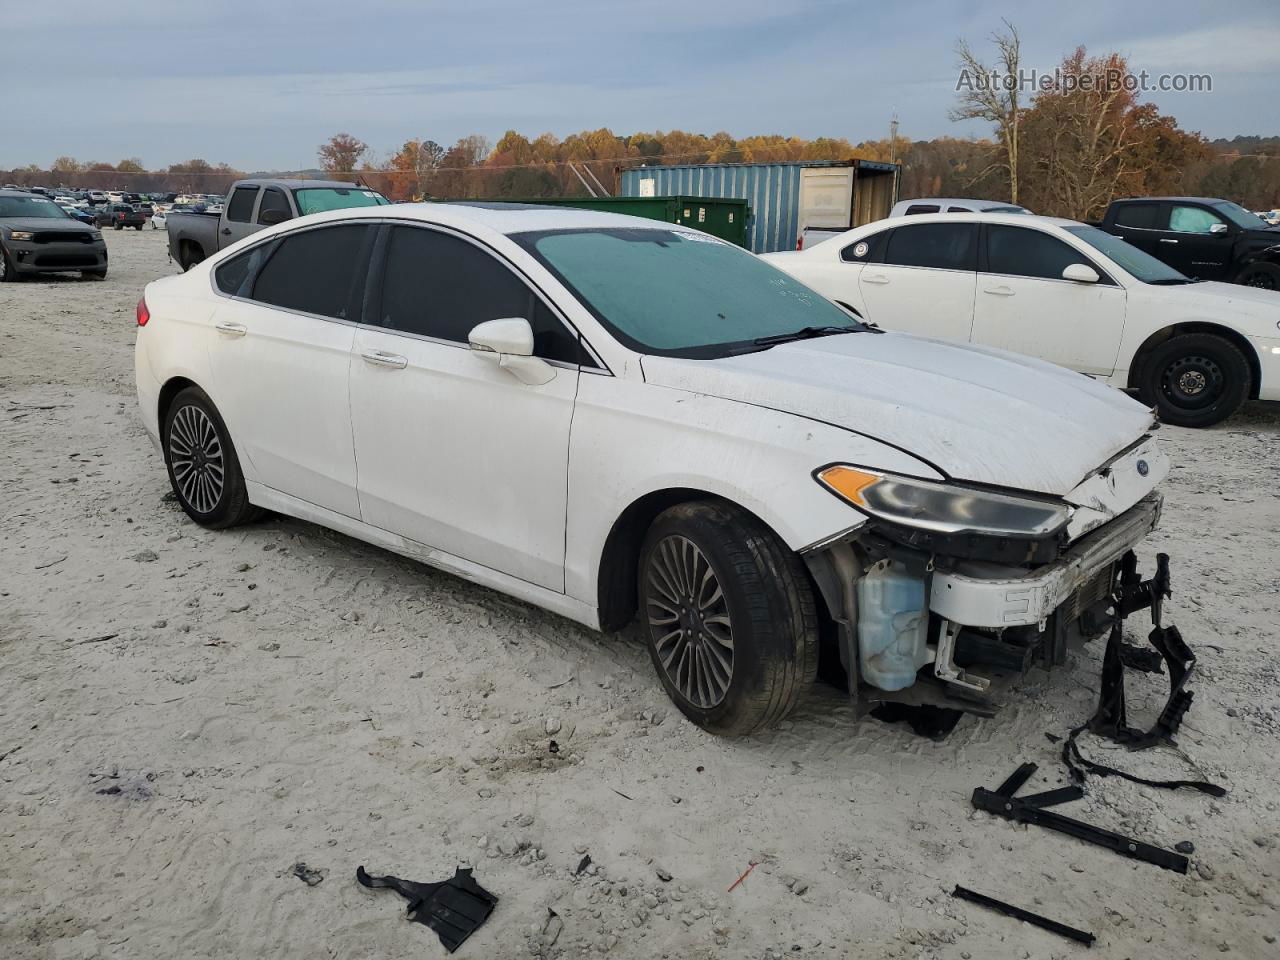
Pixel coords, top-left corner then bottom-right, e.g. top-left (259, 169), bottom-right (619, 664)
top-left (136, 297), bottom-right (150, 327)
top-left (796, 235), bottom-right (804, 250)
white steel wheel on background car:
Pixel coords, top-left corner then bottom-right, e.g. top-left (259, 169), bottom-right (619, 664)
top-left (638, 500), bottom-right (819, 735)
top-left (162, 387), bottom-right (261, 529)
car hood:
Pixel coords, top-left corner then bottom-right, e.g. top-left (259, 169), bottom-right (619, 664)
top-left (2, 217), bottom-right (95, 233)
top-left (641, 332), bottom-right (1156, 496)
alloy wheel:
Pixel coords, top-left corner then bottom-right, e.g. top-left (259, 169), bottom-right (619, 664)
top-left (168, 404), bottom-right (225, 514)
top-left (645, 535), bottom-right (735, 708)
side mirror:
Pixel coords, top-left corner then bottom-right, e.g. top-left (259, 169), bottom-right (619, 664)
top-left (1062, 263), bottom-right (1100, 284)
top-left (468, 318), bottom-right (555, 385)
top-left (1209, 222), bottom-right (1229, 235)
top-left (258, 208), bottom-right (290, 226)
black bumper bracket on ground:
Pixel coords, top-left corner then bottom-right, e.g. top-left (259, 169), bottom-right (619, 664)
top-left (1062, 551), bottom-right (1226, 796)
top-left (972, 762), bottom-right (1189, 874)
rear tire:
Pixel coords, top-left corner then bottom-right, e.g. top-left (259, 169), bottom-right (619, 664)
top-left (638, 500), bottom-right (818, 736)
top-left (1137, 333), bottom-right (1250, 428)
top-left (179, 242), bottom-right (205, 271)
top-left (162, 387), bottom-right (262, 529)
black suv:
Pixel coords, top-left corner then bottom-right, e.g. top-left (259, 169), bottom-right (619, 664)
top-left (0, 189), bottom-right (108, 281)
top-left (1097, 197), bottom-right (1280, 289)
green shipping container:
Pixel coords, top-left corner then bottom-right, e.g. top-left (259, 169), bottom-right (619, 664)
top-left (468, 196), bottom-right (751, 248)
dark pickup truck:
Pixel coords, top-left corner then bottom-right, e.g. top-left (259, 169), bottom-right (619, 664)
top-left (96, 203), bottom-right (147, 230)
top-left (1095, 197), bottom-right (1280, 290)
top-left (166, 177), bottom-right (389, 270)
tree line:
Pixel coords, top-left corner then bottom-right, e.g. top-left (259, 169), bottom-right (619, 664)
top-left (5, 33), bottom-right (1278, 215)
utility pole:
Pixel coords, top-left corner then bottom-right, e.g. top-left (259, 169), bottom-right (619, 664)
top-left (889, 113), bottom-right (899, 165)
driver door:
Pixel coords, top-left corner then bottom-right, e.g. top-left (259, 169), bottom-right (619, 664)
top-left (348, 224), bottom-right (585, 591)
top-left (971, 224), bottom-right (1126, 376)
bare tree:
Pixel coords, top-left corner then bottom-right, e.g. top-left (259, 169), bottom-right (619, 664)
top-left (951, 19), bottom-right (1022, 203)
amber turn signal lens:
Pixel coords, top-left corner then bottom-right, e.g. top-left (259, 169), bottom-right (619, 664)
top-left (816, 466), bottom-right (881, 507)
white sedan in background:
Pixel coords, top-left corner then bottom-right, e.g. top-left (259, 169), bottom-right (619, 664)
top-left (764, 213), bottom-right (1280, 427)
top-left (136, 204), bottom-right (1170, 734)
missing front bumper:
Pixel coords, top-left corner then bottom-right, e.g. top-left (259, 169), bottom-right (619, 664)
top-left (929, 493), bottom-right (1162, 629)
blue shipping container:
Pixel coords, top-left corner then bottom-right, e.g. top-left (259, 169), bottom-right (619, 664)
top-left (618, 160), bottom-right (899, 254)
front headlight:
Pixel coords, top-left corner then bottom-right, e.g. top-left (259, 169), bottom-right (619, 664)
top-left (89, 229), bottom-right (102, 239)
top-left (9, 231), bottom-right (34, 241)
top-left (816, 465), bottom-right (1070, 538)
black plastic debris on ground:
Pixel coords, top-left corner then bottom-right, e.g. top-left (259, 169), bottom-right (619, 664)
top-left (357, 865), bottom-right (497, 953)
top-left (870, 702), bottom-right (964, 740)
top-left (952, 885), bottom-right (1095, 946)
top-left (292, 862), bottom-right (326, 886)
top-left (972, 761), bottom-right (1189, 874)
top-left (574, 854), bottom-right (592, 876)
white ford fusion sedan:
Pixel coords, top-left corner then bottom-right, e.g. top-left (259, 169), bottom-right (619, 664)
top-left (135, 203), bottom-right (1170, 735)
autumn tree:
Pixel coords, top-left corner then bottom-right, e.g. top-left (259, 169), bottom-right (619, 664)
top-left (318, 133), bottom-right (368, 178)
top-left (386, 138), bottom-right (446, 200)
top-left (951, 19), bottom-right (1023, 202)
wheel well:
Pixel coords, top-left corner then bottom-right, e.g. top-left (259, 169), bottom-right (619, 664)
top-left (157, 376), bottom-right (197, 428)
top-left (595, 488), bottom-right (835, 637)
top-left (1127, 323), bottom-right (1261, 400)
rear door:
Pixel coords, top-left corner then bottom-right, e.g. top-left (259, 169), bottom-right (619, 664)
top-left (1106, 201), bottom-right (1165, 258)
top-left (971, 223), bottom-right (1126, 375)
top-left (206, 222), bottom-right (374, 518)
top-left (857, 221), bottom-right (977, 341)
top-left (348, 223), bottom-right (585, 591)
top-left (221, 184), bottom-right (260, 247)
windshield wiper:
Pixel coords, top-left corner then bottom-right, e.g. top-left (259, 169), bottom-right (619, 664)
top-left (1147, 278), bottom-right (1201, 285)
top-left (752, 325), bottom-right (858, 347)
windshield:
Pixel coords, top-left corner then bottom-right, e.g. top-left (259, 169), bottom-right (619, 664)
top-left (293, 187), bottom-right (389, 215)
top-left (0, 195), bottom-right (72, 219)
top-left (514, 227), bottom-right (863, 358)
top-left (1211, 200), bottom-right (1270, 230)
top-left (1064, 225), bottom-right (1191, 284)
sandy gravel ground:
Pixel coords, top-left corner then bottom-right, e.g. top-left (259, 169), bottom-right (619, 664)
top-left (1, 229), bottom-right (1278, 960)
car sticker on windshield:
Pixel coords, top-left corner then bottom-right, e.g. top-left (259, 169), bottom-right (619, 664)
top-left (361, 191), bottom-right (378, 198)
top-left (30, 197), bottom-right (52, 203)
top-left (852, 241), bottom-right (869, 258)
top-left (674, 232), bottom-right (727, 245)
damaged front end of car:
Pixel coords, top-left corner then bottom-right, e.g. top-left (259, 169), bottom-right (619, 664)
top-left (801, 436), bottom-right (1193, 731)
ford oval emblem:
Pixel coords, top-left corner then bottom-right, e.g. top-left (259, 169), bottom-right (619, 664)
top-left (1136, 459), bottom-right (1149, 477)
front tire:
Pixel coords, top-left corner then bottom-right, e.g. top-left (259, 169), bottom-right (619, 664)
top-left (1234, 262), bottom-right (1280, 290)
top-left (638, 500), bottom-right (818, 735)
top-left (1138, 333), bottom-right (1250, 428)
top-left (0, 246), bottom-right (20, 282)
top-left (162, 387), bottom-right (261, 529)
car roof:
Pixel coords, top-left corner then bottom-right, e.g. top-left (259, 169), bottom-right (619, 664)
top-left (281, 200), bottom-right (705, 237)
top-left (879, 211), bottom-right (1081, 228)
top-left (894, 197), bottom-right (1026, 209)
top-left (237, 178), bottom-right (366, 190)
top-left (1112, 196), bottom-right (1229, 204)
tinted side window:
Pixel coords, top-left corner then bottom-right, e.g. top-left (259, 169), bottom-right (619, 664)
top-left (226, 186), bottom-right (258, 223)
top-left (904, 204), bottom-right (941, 215)
top-left (945, 206), bottom-right (972, 213)
top-left (251, 224), bottom-right (371, 319)
top-left (214, 243), bottom-right (275, 297)
top-left (841, 230), bottom-right (889, 263)
top-left (986, 225), bottom-right (1098, 281)
top-left (883, 223), bottom-right (976, 271)
top-left (257, 188), bottom-right (291, 224)
top-left (378, 226), bottom-right (582, 365)
top-left (1112, 202), bottom-right (1161, 229)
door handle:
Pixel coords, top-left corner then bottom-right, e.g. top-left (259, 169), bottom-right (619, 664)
top-left (1159, 238), bottom-right (1179, 244)
top-left (221, 228), bottom-right (232, 236)
top-left (983, 286), bottom-right (1015, 296)
top-left (214, 321), bottom-right (248, 337)
top-left (361, 350), bottom-right (408, 369)
top-left (862, 274), bottom-right (890, 285)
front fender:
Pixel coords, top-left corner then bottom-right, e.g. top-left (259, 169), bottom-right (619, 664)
top-left (564, 373), bottom-right (942, 607)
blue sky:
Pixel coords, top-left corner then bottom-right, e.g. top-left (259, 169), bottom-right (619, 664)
top-left (3, 0), bottom-right (1277, 169)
